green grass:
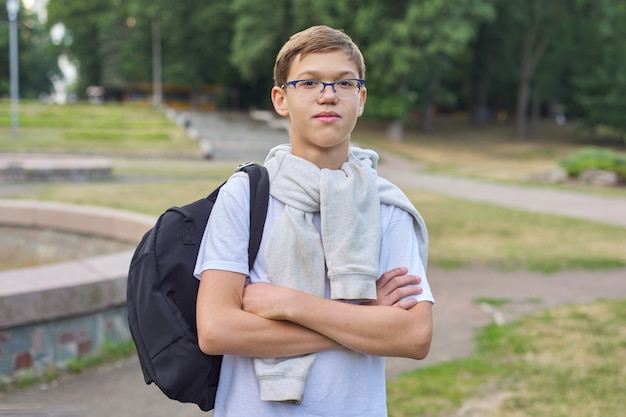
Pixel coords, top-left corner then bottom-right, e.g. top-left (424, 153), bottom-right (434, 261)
top-left (388, 299), bottom-right (626, 417)
top-left (407, 191), bottom-right (626, 272)
top-left (0, 339), bottom-right (136, 393)
top-left (0, 100), bottom-right (198, 155)
top-left (475, 297), bottom-right (512, 307)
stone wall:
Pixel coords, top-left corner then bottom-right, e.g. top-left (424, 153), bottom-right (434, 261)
top-left (0, 200), bottom-right (155, 378)
top-left (0, 226), bottom-right (133, 270)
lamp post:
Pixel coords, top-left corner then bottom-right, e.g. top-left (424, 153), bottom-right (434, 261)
top-left (7, 0), bottom-right (19, 136)
top-left (151, 18), bottom-right (162, 108)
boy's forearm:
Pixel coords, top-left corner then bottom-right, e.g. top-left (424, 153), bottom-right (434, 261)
top-left (245, 284), bottom-right (433, 360)
top-left (197, 271), bottom-right (340, 358)
top-left (200, 310), bottom-right (339, 358)
top-left (293, 296), bottom-right (432, 359)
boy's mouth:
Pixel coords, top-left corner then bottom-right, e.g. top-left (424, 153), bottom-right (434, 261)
top-left (314, 111), bottom-right (341, 122)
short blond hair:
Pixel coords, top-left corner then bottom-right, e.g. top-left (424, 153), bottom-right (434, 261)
top-left (273, 25), bottom-right (366, 87)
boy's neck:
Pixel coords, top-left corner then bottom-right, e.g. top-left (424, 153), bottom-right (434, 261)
top-left (291, 143), bottom-right (350, 170)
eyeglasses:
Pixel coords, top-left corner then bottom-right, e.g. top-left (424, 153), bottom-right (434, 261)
top-left (281, 79), bottom-right (365, 99)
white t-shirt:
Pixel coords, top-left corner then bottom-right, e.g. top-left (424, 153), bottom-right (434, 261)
top-left (194, 173), bottom-right (434, 417)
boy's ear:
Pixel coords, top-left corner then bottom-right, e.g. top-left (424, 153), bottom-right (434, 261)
top-left (271, 86), bottom-right (289, 117)
top-left (358, 86), bottom-right (367, 117)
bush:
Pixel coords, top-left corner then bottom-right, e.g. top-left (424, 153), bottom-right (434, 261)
top-left (559, 147), bottom-right (626, 181)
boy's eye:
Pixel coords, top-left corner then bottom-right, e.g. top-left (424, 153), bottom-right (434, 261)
top-left (336, 80), bottom-right (356, 89)
top-left (299, 80), bottom-right (320, 88)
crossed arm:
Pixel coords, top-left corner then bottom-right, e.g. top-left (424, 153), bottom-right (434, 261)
top-left (196, 266), bottom-right (433, 360)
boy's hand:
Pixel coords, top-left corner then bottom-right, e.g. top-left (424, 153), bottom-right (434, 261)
top-left (242, 282), bottom-right (295, 320)
top-left (365, 267), bottom-right (422, 309)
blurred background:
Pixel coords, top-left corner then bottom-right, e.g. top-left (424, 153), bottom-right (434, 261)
top-left (1, 0), bottom-right (625, 142)
top-left (1, 1), bottom-right (625, 416)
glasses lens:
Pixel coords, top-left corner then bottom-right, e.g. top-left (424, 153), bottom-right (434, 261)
top-left (334, 80), bottom-right (361, 99)
top-left (293, 80), bottom-right (361, 99)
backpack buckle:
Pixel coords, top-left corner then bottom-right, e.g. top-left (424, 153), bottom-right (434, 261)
top-left (236, 162), bottom-right (255, 171)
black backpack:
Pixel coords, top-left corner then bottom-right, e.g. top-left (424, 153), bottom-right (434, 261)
top-left (126, 163), bottom-right (269, 411)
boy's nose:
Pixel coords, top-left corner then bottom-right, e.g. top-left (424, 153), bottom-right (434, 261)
top-left (318, 84), bottom-right (338, 101)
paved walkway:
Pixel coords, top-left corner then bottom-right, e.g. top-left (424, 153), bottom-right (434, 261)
top-left (1, 112), bottom-right (625, 416)
top-left (377, 151), bottom-right (626, 228)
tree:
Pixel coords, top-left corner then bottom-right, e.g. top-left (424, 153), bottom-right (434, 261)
top-left (0, 5), bottom-right (59, 98)
top-left (153, 0), bottom-right (234, 85)
top-left (46, 0), bottom-right (113, 96)
top-left (500, 0), bottom-right (572, 139)
top-left (570, 0), bottom-right (626, 141)
top-left (463, 9), bottom-right (520, 125)
top-left (351, 0), bottom-right (497, 137)
top-left (458, 0), bottom-right (586, 138)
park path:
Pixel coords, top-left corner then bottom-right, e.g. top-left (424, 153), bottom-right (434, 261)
top-left (1, 111), bottom-right (625, 417)
top-left (377, 151), bottom-right (626, 228)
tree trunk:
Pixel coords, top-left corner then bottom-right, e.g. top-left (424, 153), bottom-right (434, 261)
top-left (388, 119), bottom-right (405, 141)
top-left (473, 73), bottom-right (491, 124)
top-left (529, 77), bottom-right (542, 137)
top-left (421, 105), bottom-right (433, 132)
top-left (421, 77), bottom-right (440, 132)
top-left (515, 1), bottom-right (553, 139)
top-left (515, 76), bottom-right (530, 139)
top-left (469, 24), bottom-right (493, 125)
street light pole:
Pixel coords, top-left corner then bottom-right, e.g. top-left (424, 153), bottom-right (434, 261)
top-left (151, 18), bottom-right (162, 109)
top-left (7, 0), bottom-right (20, 136)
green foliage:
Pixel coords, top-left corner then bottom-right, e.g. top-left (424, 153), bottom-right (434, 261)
top-left (354, 0), bottom-right (497, 120)
top-left (559, 147), bottom-right (626, 180)
top-left (0, 6), bottom-right (60, 98)
top-left (27, 0), bottom-right (626, 132)
top-left (0, 0), bottom-right (623, 132)
top-left (46, 0), bottom-right (113, 93)
top-left (570, 0), bottom-right (626, 139)
top-left (229, 0), bottom-right (290, 82)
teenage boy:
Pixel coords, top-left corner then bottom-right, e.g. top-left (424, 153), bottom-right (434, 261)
top-left (194, 25), bottom-right (434, 417)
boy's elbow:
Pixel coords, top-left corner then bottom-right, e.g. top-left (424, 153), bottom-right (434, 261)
top-left (412, 338), bottom-right (432, 360)
top-left (406, 302), bottom-right (433, 360)
top-left (409, 323), bottom-right (433, 360)
top-left (198, 337), bottom-right (218, 356)
top-left (197, 322), bottom-right (224, 356)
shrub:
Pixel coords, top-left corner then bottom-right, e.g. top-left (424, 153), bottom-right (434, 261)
top-left (559, 147), bottom-right (626, 181)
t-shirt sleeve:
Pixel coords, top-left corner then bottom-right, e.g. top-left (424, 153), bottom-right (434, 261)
top-left (193, 174), bottom-right (251, 279)
top-left (379, 205), bottom-right (434, 304)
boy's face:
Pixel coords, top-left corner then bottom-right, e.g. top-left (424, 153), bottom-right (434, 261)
top-left (271, 51), bottom-right (366, 167)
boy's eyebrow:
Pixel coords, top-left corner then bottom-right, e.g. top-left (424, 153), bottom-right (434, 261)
top-left (292, 70), bottom-right (359, 80)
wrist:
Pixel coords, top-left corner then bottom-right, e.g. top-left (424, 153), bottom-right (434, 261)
top-left (280, 287), bottom-right (304, 321)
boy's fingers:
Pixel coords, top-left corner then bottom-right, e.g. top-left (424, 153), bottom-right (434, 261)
top-left (377, 267), bottom-right (408, 287)
top-left (394, 298), bottom-right (418, 310)
top-left (380, 274), bottom-right (421, 296)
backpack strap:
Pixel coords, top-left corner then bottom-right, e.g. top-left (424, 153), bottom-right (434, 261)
top-left (237, 163), bottom-right (270, 270)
